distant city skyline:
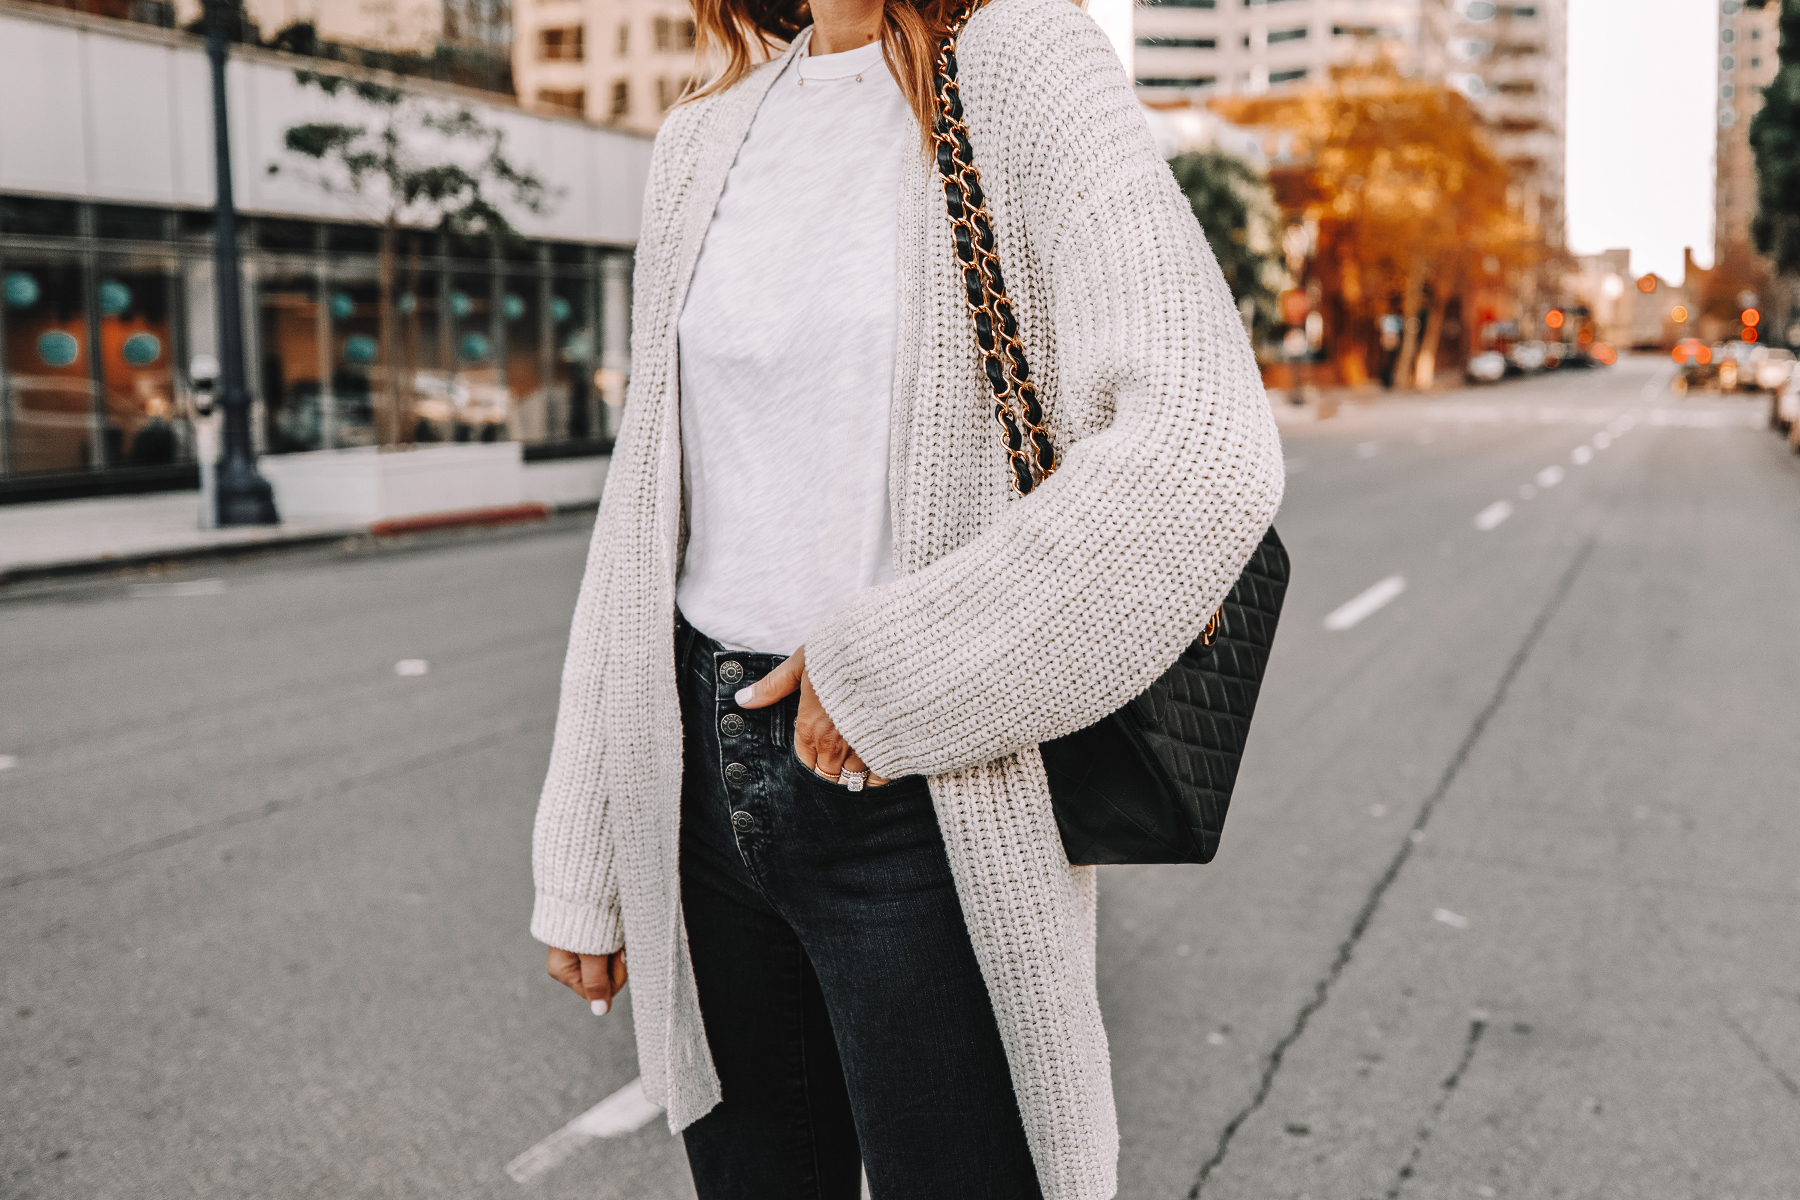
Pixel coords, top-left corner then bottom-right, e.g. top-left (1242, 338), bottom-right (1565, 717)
top-left (1565, 0), bottom-right (1718, 281)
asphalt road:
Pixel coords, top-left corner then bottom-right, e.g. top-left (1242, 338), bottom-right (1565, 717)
top-left (4, 354), bottom-right (1798, 1200)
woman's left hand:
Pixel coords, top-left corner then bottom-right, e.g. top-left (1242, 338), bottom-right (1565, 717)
top-left (735, 646), bottom-right (889, 786)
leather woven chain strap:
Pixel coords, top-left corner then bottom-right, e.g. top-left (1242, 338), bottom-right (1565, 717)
top-left (932, 2), bottom-right (1056, 497)
top-left (930, 7), bottom-right (1224, 644)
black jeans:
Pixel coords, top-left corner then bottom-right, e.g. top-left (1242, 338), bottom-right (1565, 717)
top-left (675, 616), bottom-right (1042, 1200)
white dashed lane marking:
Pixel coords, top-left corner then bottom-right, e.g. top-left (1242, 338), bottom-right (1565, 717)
top-left (505, 1078), bottom-right (664, 1184)
top-left (1474, 501), bottom-right (1513, 531)
top-left (1323, 575), bottom-right (1407, 631)
top-left (1535, 466), bottom-right (1564, 489)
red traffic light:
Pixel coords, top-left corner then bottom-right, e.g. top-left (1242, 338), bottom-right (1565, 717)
top-left (1742, 308), bottom-right (1761, 327)
top-left (1636, 274), bottom-right (1658, 294)
top-left (1545, 309), bottom-right (1565, 330)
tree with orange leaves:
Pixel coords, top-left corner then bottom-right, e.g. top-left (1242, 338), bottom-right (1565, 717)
top-left (1213, 61), bottom-right (1543, 389)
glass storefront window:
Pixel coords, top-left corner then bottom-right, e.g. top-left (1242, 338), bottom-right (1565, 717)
top-left (394, 238), bottom-right (446, 443)
top-left (504, 273), bottom-right (545, 442)
top-left (449, 271), bottom-right (505, 442)
top-left (1, 197), bottom-right (81, 238)
top-left (2, 194), bottom-right (627, 481)
top-left (96, 254), bottom-right (186, 466)
top-left (257, 273), bottom-right (324, 453)
top-left (326, 277), bottom-right (381, 448)
top-left (97, 204), bottom-right (171, 243)
top-left (3, 255), bottom-right (97, 474)
top-left (551, 274), bottom-right (598, 442)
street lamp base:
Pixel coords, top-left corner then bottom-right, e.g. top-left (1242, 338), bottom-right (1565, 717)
top-left (215, 457), bottom-right (281, 526)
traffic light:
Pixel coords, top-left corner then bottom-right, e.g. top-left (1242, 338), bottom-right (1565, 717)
top-left (1742, 308), bottom-right (1761, 327)
top-left (1637, 274), bottom-right (1658, 294)
top-left (1545, 309), bottom-right (1565, 330)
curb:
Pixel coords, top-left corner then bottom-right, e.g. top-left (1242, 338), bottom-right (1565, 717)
top-left (0, 502), bottom-right (592, 589)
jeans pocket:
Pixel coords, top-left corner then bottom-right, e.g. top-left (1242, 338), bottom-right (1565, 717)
top-left (792, 747), bottom-right (921, 797)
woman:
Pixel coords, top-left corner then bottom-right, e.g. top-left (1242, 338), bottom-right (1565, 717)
top-left (529, 0), bottom-right (1283, 1192)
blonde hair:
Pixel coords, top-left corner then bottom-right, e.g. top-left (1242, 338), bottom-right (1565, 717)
top-left (685, 0), bottom-right (965, 146)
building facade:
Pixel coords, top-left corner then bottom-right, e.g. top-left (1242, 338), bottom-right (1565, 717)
top-left (1713, 0), bottom-right (1796, 344)
top-left (513, 0), bottom-right (697, 130)
top-left (1419, 0), bottom-right (1567, 249)
top-left (1133, 0), bottom-right (1421, 106)
top-left (0, 0), bottom-right (649, 500)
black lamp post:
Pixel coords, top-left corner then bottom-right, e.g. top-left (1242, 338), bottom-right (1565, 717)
top-left (203, 0), bottom-right (279, 525)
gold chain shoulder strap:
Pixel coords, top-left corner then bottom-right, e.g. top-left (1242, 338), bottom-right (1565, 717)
top-left (931, 13), bottom-right (1223, 645)
top-left (932, 3), bottom-right (1057, 497)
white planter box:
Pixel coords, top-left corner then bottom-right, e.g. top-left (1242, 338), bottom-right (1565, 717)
top-left (260, 442), bottom-right (525, 525)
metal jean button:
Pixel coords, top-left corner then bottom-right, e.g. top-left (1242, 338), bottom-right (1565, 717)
top-left (720, 713), bottom-right (745, 737)
top-left (730, 809), bottom-right (756, 832)
top-left (719, 660), bottom-right (744, 686)
top-left (723, 761), bottom-right (749, 785)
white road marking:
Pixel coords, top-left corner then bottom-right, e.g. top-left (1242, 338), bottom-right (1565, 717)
top-left (1536, 466), bottom-right (1565, 488)
top-left (0, 755), bottom-right (16, 771)
top-left (1474, 501), bottom-right (1513, 531)
top-left (1593, 431), bottom-right (1612, 448)
top-left (129, 579), bottom-right (225, 598)
top-left (394, 659), bottom-right (430, 676)
top-left (1323, 575), bottom-right (1406, 631)
top-left (1433, 908), bottom-right (1471, 930)
top-left (505, 1078), bottom-right (663, 1184)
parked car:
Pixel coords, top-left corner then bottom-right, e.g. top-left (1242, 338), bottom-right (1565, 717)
top-left (1752, 347), bottom-right (1795, 393)
top-left (1774, 369), bottom-right (1800, 435)
top-left (1509, 341), bottom-right (1548, 373)
top-left (1466, 351), bottom-right (1508, 383)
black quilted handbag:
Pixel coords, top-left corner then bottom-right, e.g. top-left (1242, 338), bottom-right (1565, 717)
top-left (932, 5), bottom-right (1290, 865)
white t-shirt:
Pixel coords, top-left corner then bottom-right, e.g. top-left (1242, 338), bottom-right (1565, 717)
top-left (675, 35), bottom-right (911, 656)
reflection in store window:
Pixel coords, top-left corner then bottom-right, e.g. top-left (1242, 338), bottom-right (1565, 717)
top-left (450, 274), bottom-right (505, 441)
top-left (258, 274), bottom-right (324, 453)
top-left (97, 257), bottom-right (186, 467)
top-left (328, 278), bottom-right (381, 447)
top-left (504, 275), bottom-right (545, 443)
top-left (4, 257), bottom-right (95, 473)
top-left (551, 274), bottom-right (598, 442)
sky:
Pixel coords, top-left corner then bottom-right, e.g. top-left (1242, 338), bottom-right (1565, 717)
top-left (1564, 0), bottom-right (1719, 280)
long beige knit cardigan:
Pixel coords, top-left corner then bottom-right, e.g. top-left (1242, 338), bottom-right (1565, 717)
top-left (530, 0), bottom-right (1284, 1193)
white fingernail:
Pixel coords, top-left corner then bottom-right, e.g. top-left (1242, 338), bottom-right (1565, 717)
top-left (734, 686), bottom-right (754, 705)
top-left (590, 998), bottom-right (609, 1016)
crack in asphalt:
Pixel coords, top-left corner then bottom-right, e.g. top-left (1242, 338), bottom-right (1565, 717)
top-left (1382, 1019), bottom-right (1489, 1199)
top-left (1187, 536), bottom-right (1597, 1197)
top-left (0, 723), bottom-right (535, 891)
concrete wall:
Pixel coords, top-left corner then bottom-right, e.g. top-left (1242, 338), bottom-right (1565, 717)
top-left (0, 0), bottom-right (652, 246)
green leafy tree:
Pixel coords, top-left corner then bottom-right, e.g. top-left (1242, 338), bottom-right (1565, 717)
top-left (270, 74), bottom-right (553, 445)
top-left (1168, 149), bottom-right (1287, 328)
top-left (1750, 0), bottom-right (1800, 278)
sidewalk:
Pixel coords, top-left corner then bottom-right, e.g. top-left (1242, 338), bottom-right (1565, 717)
top-left (0, 456), bottom-right (609, 585)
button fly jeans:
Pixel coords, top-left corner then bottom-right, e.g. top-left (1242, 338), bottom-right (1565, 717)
top-left (675, 616), bottom-right (1042, 1199)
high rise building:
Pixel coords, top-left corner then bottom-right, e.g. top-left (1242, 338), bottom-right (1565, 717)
top-left (513, 0), bottom-right (698, 131)
top-left (1132, 0), bottom-right (1421, 105)
top-left (1418, 0), bottom-right (1567, 249)
top-left (1715, 1), bottom-right (1780, 268)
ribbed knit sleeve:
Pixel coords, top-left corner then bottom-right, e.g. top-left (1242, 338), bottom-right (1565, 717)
top-left (529, 106), bottom-right (708, 956)
top-left (804, 0), bottom-right (1284, 781)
